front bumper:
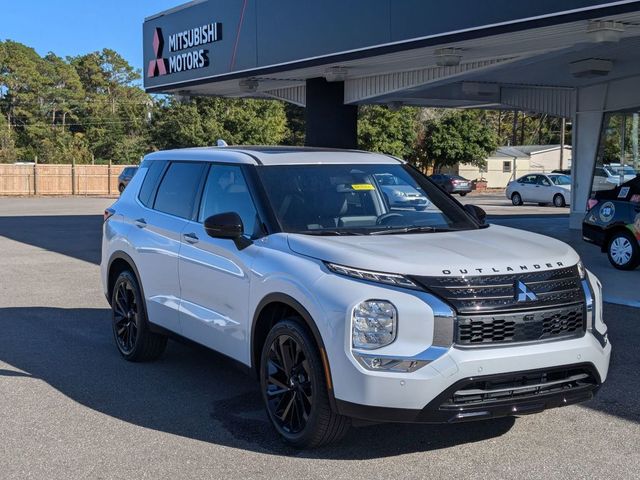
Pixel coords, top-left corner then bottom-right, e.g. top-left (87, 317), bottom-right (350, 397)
top-left (336, 362), bottom-right (600, 423)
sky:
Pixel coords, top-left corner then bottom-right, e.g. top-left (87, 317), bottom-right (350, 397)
top-left (0, 0), bottom-right (183, 75)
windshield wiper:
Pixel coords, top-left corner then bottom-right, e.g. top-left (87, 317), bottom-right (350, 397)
top-left (369, 226), bottom-right (455, 235)
top-left (298, 230), bottom-right (365, 236)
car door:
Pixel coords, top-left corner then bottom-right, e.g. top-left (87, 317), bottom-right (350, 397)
top-left (515, 175), bottom-right (535, 202)
top-left (128, 160), bottom-right (206, 333)
top-left (178, 163), bottom-right (262, 361)
top-left (533, 174), bottom-right (553, 202)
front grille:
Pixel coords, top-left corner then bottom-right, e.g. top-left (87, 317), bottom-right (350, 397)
top-left (441, 366), bottom-right (598, 408)
top-left (456, 303), bottom-right (585, 345)
top-left (412, 266), bottom-right (584, 314)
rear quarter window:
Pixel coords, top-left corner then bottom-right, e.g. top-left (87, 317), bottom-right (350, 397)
top-left (138, 161), bottom-right (167, 207)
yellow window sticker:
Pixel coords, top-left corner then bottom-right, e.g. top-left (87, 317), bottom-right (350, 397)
top-left (351, 183), bottom-right (375, 191)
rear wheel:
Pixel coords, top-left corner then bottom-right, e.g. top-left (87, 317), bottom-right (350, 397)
top-left (607, 230), bottom-right (640, 270)
top-left (118, 183), bottom-right (125, 193)
top-left (111, 270), bottom-right (167, 361)
top-left (553, 193), bottom-right (566, 208)
top-left (260, 319), bottom-right (350, 448)
top-left (511, 192), bottom-right (523, 206)
top-left (459, 192), bottom-right (467, 197)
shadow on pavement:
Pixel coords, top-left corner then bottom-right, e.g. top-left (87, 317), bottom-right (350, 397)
top-left (0, 306), bottom-right (517, 459)
top-left (0, 215), bottom-right (102, 265)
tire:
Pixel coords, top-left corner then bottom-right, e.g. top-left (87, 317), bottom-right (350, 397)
top-left (111, 270), bottom-right (167, 361)
top-left (553, 193), bottom-right (566, 208)
top-left (459, 192), bottom-right (467, 197)
top-left (260, 318), bottom-right (350, 448)
top-left (511, 192), bottom-right (523, 206)
top-left (118, 183), bottom-right (125, 193)
top-left (607, 230), bottom-right (640, 270)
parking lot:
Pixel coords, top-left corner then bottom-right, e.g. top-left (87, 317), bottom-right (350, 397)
top-left (1, 196), bottom-right (639, 480)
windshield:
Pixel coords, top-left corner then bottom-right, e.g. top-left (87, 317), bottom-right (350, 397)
top-left (256, 164), bottom-right (479, 235)
top-left (606, 165), bottom-right (637, 175)
top-left (548, 174), bottom-right (571, 185)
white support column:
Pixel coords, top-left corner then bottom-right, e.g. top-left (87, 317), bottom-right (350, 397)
top-left (570, 84), bottom-right (608, 229)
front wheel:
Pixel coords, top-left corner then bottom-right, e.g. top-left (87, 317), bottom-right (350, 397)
top-left (553, 193), bottom-right (566, 208)
top-left (118, 183), bottom-right (125, 193)
top-left (111, 270), bottom-right (167, 361)
top-left (260, 319), bottom-right (350, 448)
top-left (511, 192), bottom-right (523, 206)
top-left (459, 192), bottom-right (467, 197)
top-left (607, 230), bottom-right (640, 270)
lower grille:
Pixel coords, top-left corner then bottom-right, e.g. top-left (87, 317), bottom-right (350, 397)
top-left (441, 366), bottom-right (598, 408)
top-left (457, 303), bottom-right (585, 345)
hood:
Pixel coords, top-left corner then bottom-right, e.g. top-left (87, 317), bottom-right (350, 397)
top-left (382, 185), bottom-right (424, 195)
top-left (287, 225), bottom-right (579, 277)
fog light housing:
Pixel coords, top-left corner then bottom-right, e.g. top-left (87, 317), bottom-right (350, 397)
top-left (352, 300), bottom-right (397, 349)
top-left (356, 355), bottom-right (427, 372)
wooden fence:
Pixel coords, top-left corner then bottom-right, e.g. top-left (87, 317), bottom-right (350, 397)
top-left (0, 164), bottom-right (136, 196)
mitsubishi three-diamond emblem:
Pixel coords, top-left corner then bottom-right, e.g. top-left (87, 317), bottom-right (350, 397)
top-left (516, 280), bottom-right (537, 302)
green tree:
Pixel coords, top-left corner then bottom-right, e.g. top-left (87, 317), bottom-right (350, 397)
top-left (418, 110), bottom-right (498, 172)
top-left (358, 105), bottom-right (418, 159)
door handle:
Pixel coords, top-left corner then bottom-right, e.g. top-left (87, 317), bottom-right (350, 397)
top-left (135, 218), bottom-right (147, 228)
top-left (183, 232), bottom-right (199, 244)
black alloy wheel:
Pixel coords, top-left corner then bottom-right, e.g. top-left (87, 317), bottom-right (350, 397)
top-left (265, 333), bottom-right (313, 435)
top-left (111, 270), bottom-right (167, 361)
top-left (113, 277), bottom-right (139, 355)
top-left (260, 319), bottom-right (350, 448)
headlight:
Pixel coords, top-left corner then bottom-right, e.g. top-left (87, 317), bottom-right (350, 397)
top-left (325, 262), bottom-right (419, 289)
top-left (577, 260), bottom-right (586, 279)
top-left (393, 191), bottom-right (406, 197)
top-left (352, 300), bottom-right (397, 349)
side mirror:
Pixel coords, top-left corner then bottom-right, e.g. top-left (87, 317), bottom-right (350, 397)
top-left (204, 212), bottom-right (243, 239)
top-left (204, 212), bottom-right (253, 249)
top-left (464, 204), bottom-right (487, 224)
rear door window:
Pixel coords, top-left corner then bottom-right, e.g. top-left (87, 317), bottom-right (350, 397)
top-left (154, 162), bottom-right (206, 219)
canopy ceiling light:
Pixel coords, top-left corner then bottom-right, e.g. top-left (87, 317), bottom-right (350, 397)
top-left (324, 66), bottom-right (348, 82)
top-left (587, 20), bottom-right (625, 43)
top-left (239, 78), bottom-right (259, 93)
top-left (569, 58), bottom-right (613, 78)
top-left (434, 47), bottom-right (463, 67)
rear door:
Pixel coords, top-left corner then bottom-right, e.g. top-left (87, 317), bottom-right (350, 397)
top-left (178, 164), bottom-right (262, 362)
top-left (128, 160), bottom-right (206, 333)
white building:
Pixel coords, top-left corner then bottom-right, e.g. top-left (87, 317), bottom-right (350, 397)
top-left (456, 145), bottom-right (572, 189)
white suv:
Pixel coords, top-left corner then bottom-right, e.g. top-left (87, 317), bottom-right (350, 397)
top-left (101, 147), bottom-right (610, 448)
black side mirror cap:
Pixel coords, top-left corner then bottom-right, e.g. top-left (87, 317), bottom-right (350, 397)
top-left (204, 212), bottom-right (252, 249)
top-left (464, 204), bottom-right (487, 224)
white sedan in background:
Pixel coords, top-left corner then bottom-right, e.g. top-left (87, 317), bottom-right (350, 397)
top-left (506, 173), bottom-right (571, 207)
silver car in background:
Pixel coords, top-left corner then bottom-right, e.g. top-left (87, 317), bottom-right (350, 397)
top-left (506, 173), bottom-right (571, 207)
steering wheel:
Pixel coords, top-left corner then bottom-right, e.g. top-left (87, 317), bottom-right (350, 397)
top-left (376, 212), bottom-right (404, 226)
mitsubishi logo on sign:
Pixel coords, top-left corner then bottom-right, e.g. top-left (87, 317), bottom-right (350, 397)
top-left (516, 281), bottom-right (537, 302)
top-left (148, 28), bottom-right (168, 77)
top-left (147, 23), bottom-right (222, 79)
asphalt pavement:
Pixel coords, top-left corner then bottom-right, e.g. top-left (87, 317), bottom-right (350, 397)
top-left (0, 196), bottom-right (638, 480)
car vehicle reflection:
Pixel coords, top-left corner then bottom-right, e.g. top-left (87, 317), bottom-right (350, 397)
top-left (373, 173), bottom-right (429, 210)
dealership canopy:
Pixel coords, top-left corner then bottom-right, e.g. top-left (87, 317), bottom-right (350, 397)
top-left (144, 0), bottom-right (640, 227)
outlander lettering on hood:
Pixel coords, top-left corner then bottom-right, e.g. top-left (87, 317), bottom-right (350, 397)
top-left (442, 261), bottom-right (565, 275)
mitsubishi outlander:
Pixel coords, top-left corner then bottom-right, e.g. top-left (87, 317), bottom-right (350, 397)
top-left (101, 146), bottom-right (610, 448)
